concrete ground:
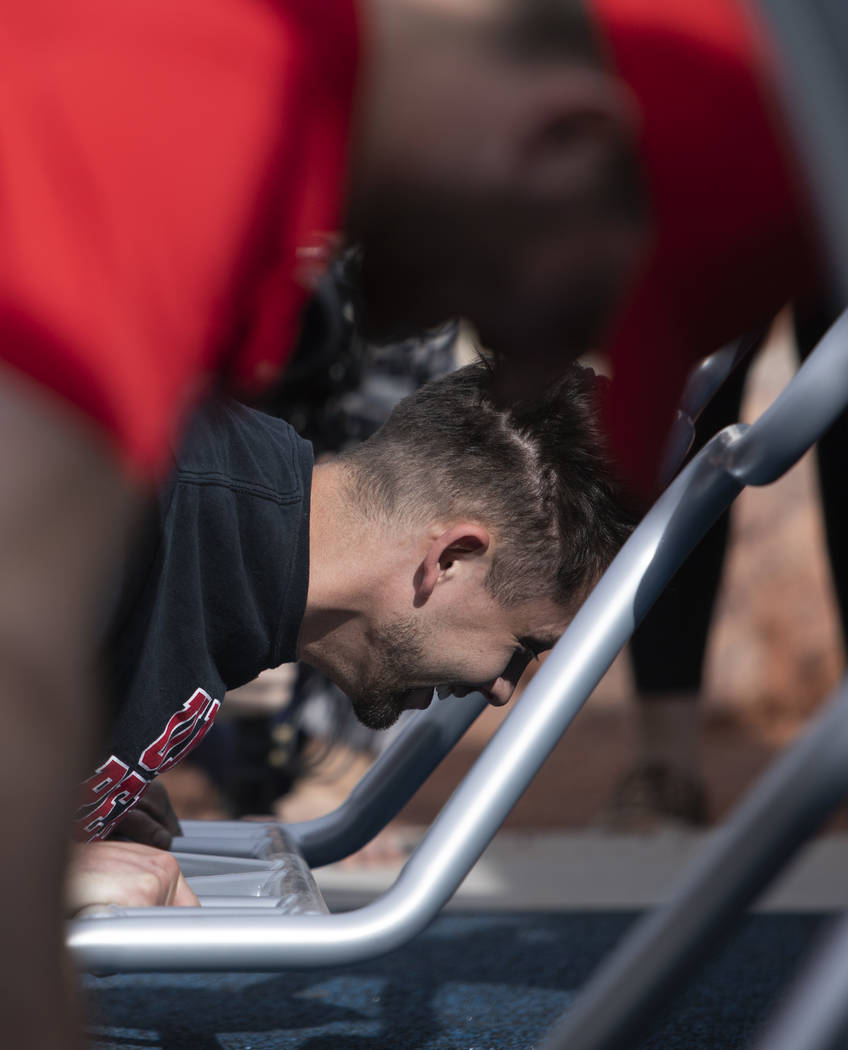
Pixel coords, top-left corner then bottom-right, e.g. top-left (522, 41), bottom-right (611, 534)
top-left (314, 827), bottom-right (848, 913)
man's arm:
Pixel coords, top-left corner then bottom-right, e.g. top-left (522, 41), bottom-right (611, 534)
top-left (0, 366), bottom-right (143, 1048)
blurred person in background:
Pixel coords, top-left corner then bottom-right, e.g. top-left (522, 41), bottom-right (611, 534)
top-left (348, 0), bottom-right (823, 498)
top-left (611, 301), bottom-right (848, 829)
top-left (0, 0), bottom-right (836, 1043)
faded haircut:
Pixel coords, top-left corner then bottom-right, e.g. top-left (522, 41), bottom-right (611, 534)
top-left (340, 361), bottom-right (637, 608)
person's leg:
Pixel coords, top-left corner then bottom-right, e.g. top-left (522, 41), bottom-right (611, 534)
top-left (0, 366), bottom-right (142, 1048)
top-left (793, 300), bottom-right (848, 656)
top-left (617, 359), bottom-right (750, 826)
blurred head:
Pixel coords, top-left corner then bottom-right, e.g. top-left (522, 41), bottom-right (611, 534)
top-left (332, 360), bottom-right (637, 728)
top-left (346, 0), bottom-right (648, 377)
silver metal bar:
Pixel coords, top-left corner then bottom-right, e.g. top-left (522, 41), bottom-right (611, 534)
top-left (658, 328), bottom-right (767, 487)
top-left (726, 308), bottom-right (848, 485)
top-left (752, 910), bottom-right (848, 1050)
top-left (67, 436), bottom-right (748, 974)
top-left (68, 311), bottom-right (848, 975)
top-left (536, 310), bottom-right (848, 1049)
top-left (175, 827), bottom-right (328, 913)
top-left (174, 694), bottom-right (486, 868)
top-left (540, 677), bottom-right (848, 1050)
top-left (288, 692), bottom-right (488, 867)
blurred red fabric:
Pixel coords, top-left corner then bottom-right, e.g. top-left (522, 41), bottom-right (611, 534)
top-left (0, 0), bottom-right (359, 479)
top-left (591, 0), bottom-right (819, 496)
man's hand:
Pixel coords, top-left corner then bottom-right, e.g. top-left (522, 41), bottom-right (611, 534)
top-left (66, 841), bottom-right (199, 915)
top-left (107, 779), bottom-right (182, 849)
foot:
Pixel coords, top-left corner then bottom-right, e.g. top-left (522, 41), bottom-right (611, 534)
top-left (599, 761), bottom-right (709, 831)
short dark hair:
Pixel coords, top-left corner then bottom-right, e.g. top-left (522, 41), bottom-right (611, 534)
top-left (341, 361), bottom-right (637, 608)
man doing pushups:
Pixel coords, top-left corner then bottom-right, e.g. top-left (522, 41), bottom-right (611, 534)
top-left (69, 360), bottom-right (636, 909)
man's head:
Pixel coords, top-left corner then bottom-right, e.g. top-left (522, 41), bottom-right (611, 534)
top-left (301, 360), bottom-right (636, 729)
top-left (346, 0), bottom-right (647, 380)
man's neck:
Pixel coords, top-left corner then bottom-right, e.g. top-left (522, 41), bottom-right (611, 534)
top-left (297, 460), bottom-right (378, 677)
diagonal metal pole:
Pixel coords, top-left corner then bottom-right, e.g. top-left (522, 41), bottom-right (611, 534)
top-left (540, 677), bottom-right (848, 1050)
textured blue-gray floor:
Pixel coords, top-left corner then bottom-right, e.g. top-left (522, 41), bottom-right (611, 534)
top-left (83, 909), bottom-right (829, 1050)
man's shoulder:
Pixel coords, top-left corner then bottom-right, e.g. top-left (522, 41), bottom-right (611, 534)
top-left (172, 400), bottom-right (313, 506)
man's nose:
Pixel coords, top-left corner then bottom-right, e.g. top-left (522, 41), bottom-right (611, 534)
top-left (482, 676), bottom-right (515, 707)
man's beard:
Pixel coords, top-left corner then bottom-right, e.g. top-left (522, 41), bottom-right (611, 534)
top-left (348, 616), bottom-right (430, 731)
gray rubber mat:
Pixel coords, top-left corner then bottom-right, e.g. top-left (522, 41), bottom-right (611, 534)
top-left (83, 909), bottom-right (830, 1050)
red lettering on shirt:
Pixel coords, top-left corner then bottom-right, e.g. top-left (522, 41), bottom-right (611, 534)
top-left (78, 755), bottom-right (131, 810)
top-left (139, 688), bottom-right (220, 774)
top-left (77, 686), bottom-right (222, 841)
top-left (80, 770), bottom-right (148, 840)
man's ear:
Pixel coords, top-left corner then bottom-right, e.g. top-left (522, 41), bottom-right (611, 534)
top-left (515, 68), bottom-right (639, 199)
top-left (413, 523), bottom-right (491, 607)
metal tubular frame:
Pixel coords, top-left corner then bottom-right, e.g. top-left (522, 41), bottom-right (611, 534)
top-left (540, 306), bottom-right (848, 1050)
top-left (658, 327), bottom-right (767, 486)
top-left (540, 677), bottom-right (848, 1050)
top-left (172, 691), bottom-right (488, 869)
top-left (751, 909), bottom-right (848, 1050)
top-left (68, 439), bottom-right (743, 973)
top-left (290, 691), bottom-right (488, 868)
top-left (68, 310), bottom-right (848, 980)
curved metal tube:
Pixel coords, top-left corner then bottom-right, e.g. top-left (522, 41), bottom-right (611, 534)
top-left (728, 308), bottom-right (848, 484)
top-left (658, 327), bottom-right (767, 486)
top-left (172, 695), bottom-right (488, 869)
top-left (289, 692), bottom-right (488, 867)
top-left (68, 437), bottom-right (746, 974)
top-left (540, 678), bottom-right (848, 1050)
top-left (69, 310), bottom-right (848, 975)
top-left (752, 909), bottom-right (848, 1050)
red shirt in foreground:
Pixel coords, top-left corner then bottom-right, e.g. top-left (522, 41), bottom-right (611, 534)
top-left (590, 0), bottom-right (819, 495)
top-left (0, 0), bottom-right (358, 479)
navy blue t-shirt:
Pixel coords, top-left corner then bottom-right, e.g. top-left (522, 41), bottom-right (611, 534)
top-left (78, 401), bottom-right (313, 840)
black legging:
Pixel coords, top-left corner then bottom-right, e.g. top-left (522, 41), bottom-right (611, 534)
top-left (630, 302), bottom-right (848, 697)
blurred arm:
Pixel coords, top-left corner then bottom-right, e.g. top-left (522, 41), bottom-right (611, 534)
top-left (0, 366), bottom-right (143, 1048)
